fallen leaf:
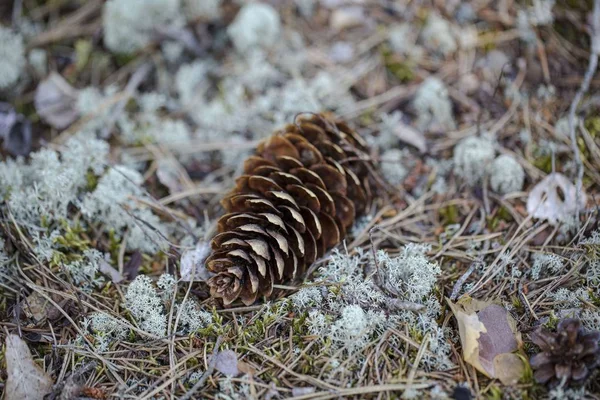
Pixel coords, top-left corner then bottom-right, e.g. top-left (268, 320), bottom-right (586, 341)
top-left (448, 297), bottom-right (525, 384)
top-left (494, 353), bottom-right (526, 386)
top-left (34, 72), bottom-right (80, 130)
top-left (526, 173), bottom-right (586, 225)
top-left (477, 304), bottom-right (519, 374)
top-left (392, 122), bottom-right (427, 153)
top-left (5, 334), bottom-right (53, 400)
top-left (180, 242), bottom-right (213, 282)
top-left (215, 350), bottom-right (239, 377)
top-left (0, 102), bottom-right (32, 156)
top-left (98, 260), bottom-right (124, 283)
top-left (22, 292), bottom-right (53, 325)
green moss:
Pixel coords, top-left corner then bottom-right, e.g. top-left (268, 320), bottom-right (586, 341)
top-left (487, 207), bottom-right (513, 231)
top-left (439, 204), bottom-right (459, 225)
top-left (584, 116), bottom-right (600, 137)
top-left (53, 222), bottom-right (90, 252)
top-left (485, 385), bottom-right (503, 400)
top-left (114, 52), bottom-right (137, 67)
top-left (85, 170), bottom-right (100, 192)
top-left (380, 45), bottom-right (415, 83)
top-left (543, 311), bottom-right (559, 330)
top-left (511, 295), bottom-right (523, 311)
top-left (518, 352), bottom-right (534, 384)
top-left (532, 154), bottom-right (552, 174)
top-left (75, 39), bottom-right (93, 72)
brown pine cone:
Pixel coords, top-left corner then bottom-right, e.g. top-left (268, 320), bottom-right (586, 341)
top-left (530, 318), bottom-right (600, 388)
top-left (205, 113), bottom-right (373, 305)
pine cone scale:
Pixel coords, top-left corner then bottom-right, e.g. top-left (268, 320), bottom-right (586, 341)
top-left (207, 113), bottom-right (372, 305)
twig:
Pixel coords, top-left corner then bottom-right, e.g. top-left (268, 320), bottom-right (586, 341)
top-left (450, 261), bottom-right (478, 301)
top-left (568, 0), bottom-right (600, 220)
top-left (179, 336), bottom-right (223, 400)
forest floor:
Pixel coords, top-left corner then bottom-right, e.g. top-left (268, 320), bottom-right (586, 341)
top-left (1, 0), bottom-right (600, 399)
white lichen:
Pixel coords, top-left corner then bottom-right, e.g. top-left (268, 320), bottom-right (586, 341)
top-left (102, 0), bottom-right (183, 54)
top-left (419, 13), bottom-right (457, 57)
top-left (376, 244), bottom-right (441, 303)
top-left (290, 286), bottom-right (323, 311)
top-left (294, 246), bottom-right (453, 369)
top-left (125, 275), bottom-right (167, 337)
top-left (388, 23), bottom-right (420, 58)
top-left (87, 312), bottom-right (128, 352)
top-left (175, 60), bottom-right (213, 107)
top-left (413, 77), bottom-right (456, 132)
top-left (227, 2), bottom-right (281, 53)
top-left (2, 135), bottom-right (109, 261)
top-left (176, 299), bottom-right (213, 333)
top-left (28, 49), bottom-right (48, 77)
top-left (380, 148), bottom-right (409, 186)
top-left (530, 253), bottom-right (563, 280)
top-left (453, 136), bottom-right (495, 186)
top-left (183, 0), bottom-right (221, 20)
top-left (63, 249), bottom-right (106, 289)
top-left (0, 26), bottom-right (25, 89)
top-left (554, 116), bottom-right (580, 140)
top-left (328, 305), bottom-right (386, 352)
top-left (525, 0), bottom-right (556, 26)
top-left (375, 111), bottom-right (402, 149)
top-left (488, 154), bottom-right (525, 194)
top-left (80, 166), bottom-right (170, 254)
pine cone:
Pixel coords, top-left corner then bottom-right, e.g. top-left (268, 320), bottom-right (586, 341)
top-left (530, 318), bottom-right (600, 388)
top-left (206, 113), bottom-right (373, 305)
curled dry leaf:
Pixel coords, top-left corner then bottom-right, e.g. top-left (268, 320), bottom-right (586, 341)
top-left (5, 334), bottom-right (54, 400)
top-left (34, 72), bottom-right (80, 130)
top-left (448, 297), bottom-right (525, 385)
top-left (526, 173), bottom-right (586, 225)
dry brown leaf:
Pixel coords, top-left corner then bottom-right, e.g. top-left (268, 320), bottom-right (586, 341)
top-left (5, 334), bottom-right (54, 400)
top-left (448, 297), bottom-right (525, 384)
